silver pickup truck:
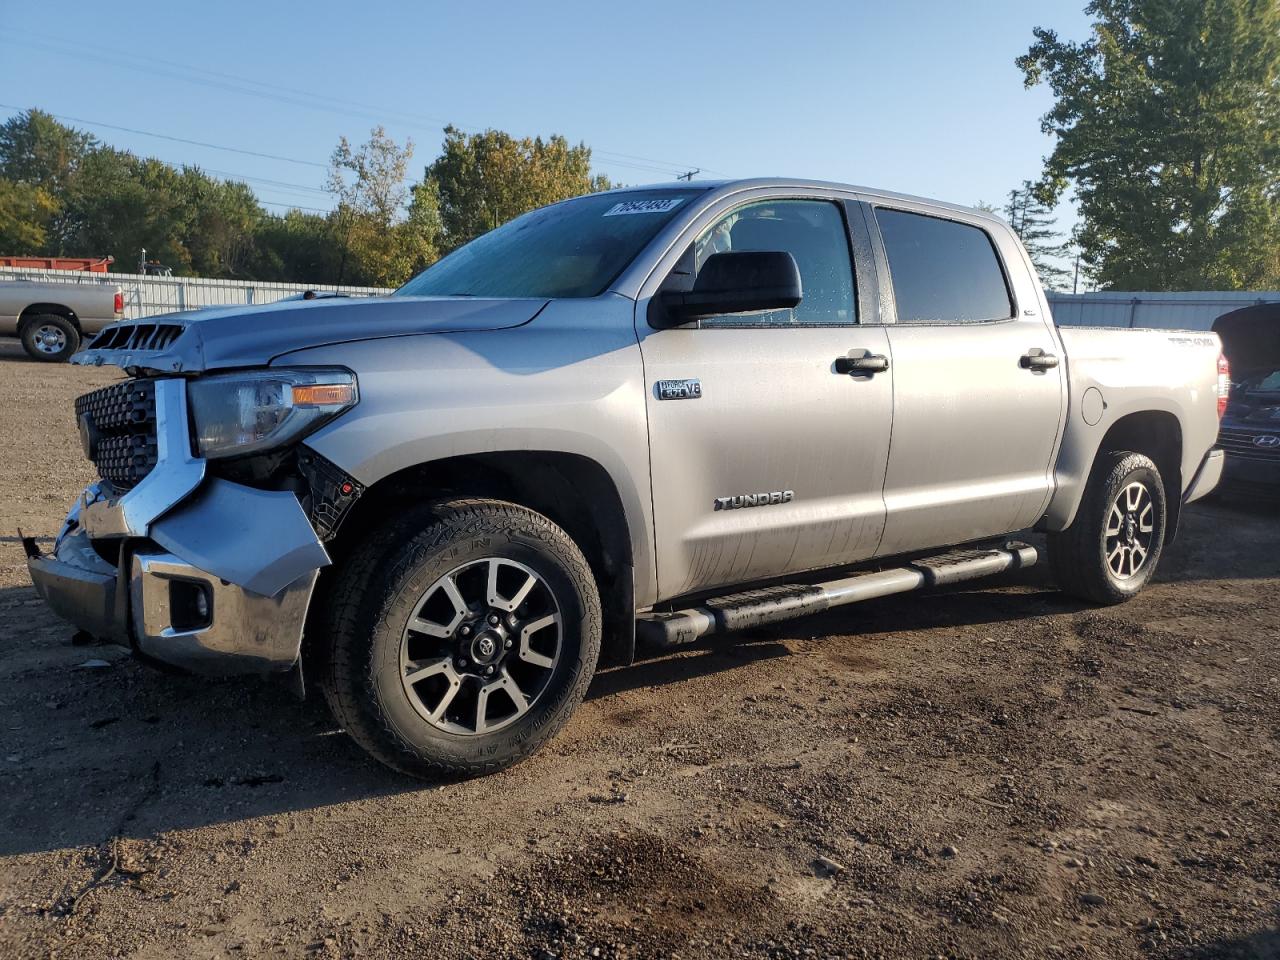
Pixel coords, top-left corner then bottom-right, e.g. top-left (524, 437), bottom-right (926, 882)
top-left (24, 179), bottom-right (1227, 778)
top-left (0, 277), bottom-right (125, 361)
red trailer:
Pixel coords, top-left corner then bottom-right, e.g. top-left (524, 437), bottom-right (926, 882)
top-left (0, 255), bottom-right (114, 273)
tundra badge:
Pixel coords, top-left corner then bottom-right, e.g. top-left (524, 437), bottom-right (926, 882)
top-left (715, 491), bottom-right (795, 510)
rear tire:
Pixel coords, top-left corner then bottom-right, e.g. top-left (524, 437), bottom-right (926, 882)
top-left (1048, 451), bottom-right (1167, 605)
top-left (319, 499), bottom-right (601, 779)
top-left (20, 314), bottom-right (80, 362)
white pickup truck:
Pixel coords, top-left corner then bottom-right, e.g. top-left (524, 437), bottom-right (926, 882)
top-left (0, 277), bottom-right (124, 361)
top-left (27, 178), bottom-right (1229, 778)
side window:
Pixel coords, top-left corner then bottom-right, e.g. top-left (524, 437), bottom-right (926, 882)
top-left (693, 199), bottom-right (856, 327)
top-left (875, 209), bottom-right (1014, 324)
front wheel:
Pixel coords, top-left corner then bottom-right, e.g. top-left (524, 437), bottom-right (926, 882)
top-left (20, 314), bottom-right (80, 362)
top-left (320, 499), bottom-right (601, 779)
top-left (1048, 451), bottom-right (1168, 605)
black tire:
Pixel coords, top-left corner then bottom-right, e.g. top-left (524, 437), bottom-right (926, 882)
top-left (1048, 451), bottom-right (1167, 605)
top-left (319, 499), bottom-right (601, 779)
top-left (20, 314), bottom-right (80, 362)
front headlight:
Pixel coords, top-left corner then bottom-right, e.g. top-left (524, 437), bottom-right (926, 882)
top-left (187, 369), bottom-right (358, 459)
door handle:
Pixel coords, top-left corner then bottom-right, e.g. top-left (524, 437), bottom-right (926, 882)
top-left (1020, 350), bottom-right (1059, 371)
top-left (835, 353), bottom-right (890, 376)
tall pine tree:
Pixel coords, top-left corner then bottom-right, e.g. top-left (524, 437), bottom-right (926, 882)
top-left (1003, 181), bottom-right (1072, 290)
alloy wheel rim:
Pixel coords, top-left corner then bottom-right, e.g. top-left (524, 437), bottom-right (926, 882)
top-left (1104, 480), bottom-right (1155, 580)
top-left (399, 557), bottom-right (562, 735)
top-left (34, 324), bottom-right (67, 354)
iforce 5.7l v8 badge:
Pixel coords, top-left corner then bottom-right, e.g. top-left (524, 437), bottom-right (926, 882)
top-left (656, 379), bottom-right (702, 401)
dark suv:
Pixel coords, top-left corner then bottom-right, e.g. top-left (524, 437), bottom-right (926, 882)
top-left (1215, 308), bottom-right (1280, 497)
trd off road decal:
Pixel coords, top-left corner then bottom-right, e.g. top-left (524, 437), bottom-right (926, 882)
top-left (603, 198), bottom-right (685, 216)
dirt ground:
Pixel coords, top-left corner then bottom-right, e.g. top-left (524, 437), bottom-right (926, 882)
top-left (0, 338), bottom-right (1277, 960)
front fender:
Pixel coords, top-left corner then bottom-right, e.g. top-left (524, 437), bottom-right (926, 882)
top-left (276, 297), bottom-right (658, 605)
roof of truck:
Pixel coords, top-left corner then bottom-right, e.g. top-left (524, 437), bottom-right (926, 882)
top-left (603, 177), bottom-right (1004, 225)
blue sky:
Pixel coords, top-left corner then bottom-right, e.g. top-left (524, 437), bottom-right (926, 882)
top-left (0, 1), bottom-right (1092, 227)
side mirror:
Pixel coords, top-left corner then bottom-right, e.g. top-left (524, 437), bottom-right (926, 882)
top-left (657, 250), bottom-right (802, 325)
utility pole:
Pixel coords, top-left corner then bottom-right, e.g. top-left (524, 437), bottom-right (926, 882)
top-left (675, 169), bottom-right (700, 181)
top-left (1072, 251), bottom-right (1081, 295)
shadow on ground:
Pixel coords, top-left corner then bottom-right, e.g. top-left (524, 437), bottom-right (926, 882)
top-left (0, 566), bottom-right (1066, 858)
top-left (0, 499), bottom-right (1275, 858)
top-left (1175, 923), bottom-right (1280, 960)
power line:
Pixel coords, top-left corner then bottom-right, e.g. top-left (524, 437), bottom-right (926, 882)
top-left (0, 102), bottom-right (690, 190)
top-left (121, 154), bottom-right (331, 198)
top-left (259, 199), bottom-right (327, 214)
top-left (0, 32), bottom-right (725, 178)
top-left (199, 168), bottom-right (329, 196)
top-left (0, 103), bottom-right (328, 169)
top-left (0, 101), bottom-right (334, 209)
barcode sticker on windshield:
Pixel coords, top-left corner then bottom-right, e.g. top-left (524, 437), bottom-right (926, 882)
top-left (603, 198), bottom-right (685, 216)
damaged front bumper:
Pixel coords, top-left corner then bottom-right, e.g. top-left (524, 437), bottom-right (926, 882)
top-left (24, 375), bottom-right (336, 675)
top-left (25, 479), bottom-right (328, 675)
top-left (25, 525), bottom-right (319, 675)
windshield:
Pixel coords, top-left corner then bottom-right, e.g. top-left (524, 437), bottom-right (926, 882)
top-left (1235, 367), bottom-right (1280, 393)
top-left (395, 190), bottom-right (699, 299)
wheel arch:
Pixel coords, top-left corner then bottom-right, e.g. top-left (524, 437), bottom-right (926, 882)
top-left (18, 303), bottom-right (80, 332)
top-left (315, 450), bottom-right (637, 668)
top-left (1057, 410), bottom-right (1185, 541)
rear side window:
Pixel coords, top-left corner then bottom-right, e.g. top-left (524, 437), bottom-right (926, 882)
top-left (875, 209), bottom-right (1013, 324)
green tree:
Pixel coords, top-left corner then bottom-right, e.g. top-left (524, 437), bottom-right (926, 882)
top-left (249, 209), bottom-right (343, 284)
top-left (0, 109), bottom-right (617, 287)
top-left (0, 109), bottom-right (266, 276)
top-left (398, 177), bottom-right (444, 280)
top-left (0, 179), bottom-right (59, 251)
top-left (63, 149), bottom-right (192, 272)
top-left (1003, 180), bottom-right (1072, 289)
top-left (1019, 0), bottom-right (1280, 290)
top-left (179, 170), bottom-right (263, 277)
top-left (422, 125), bottom-right (614, 253)
top-left (326, 125), bottom-right (429, 285)
top-left (0, 108), bottom-right (97, 252)
top-left (0, 108), bottom-right (96, 194)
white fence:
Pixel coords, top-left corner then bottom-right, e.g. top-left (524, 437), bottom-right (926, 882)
top-left (0, 266), bottom-right (392, 321)
top-left (1047, 290), bottom-right (1280, 331)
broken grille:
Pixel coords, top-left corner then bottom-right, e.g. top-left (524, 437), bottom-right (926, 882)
top-left (74, 379), bottom-right (160, 491)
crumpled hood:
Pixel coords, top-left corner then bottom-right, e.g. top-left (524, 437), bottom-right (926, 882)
top-left (72, 295), bottom-right (548, 373)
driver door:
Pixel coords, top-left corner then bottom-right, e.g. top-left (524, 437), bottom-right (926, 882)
top-left (636, 196), bottom-right (894, 600)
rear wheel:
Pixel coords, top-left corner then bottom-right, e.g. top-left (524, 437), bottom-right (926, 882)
top-left (20, 314), bottom-right (80, 362)
top-left (320, 499), bottom-right (601, 779)
top-left (1048, 451), bottom-right (1167, 605)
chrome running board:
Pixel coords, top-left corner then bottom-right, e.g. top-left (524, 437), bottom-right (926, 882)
top-left (636, 542), bottom-right (1039, 648)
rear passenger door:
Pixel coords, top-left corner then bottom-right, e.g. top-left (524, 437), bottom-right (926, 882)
top-left (869, 206), bottom-right (1066, 557)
